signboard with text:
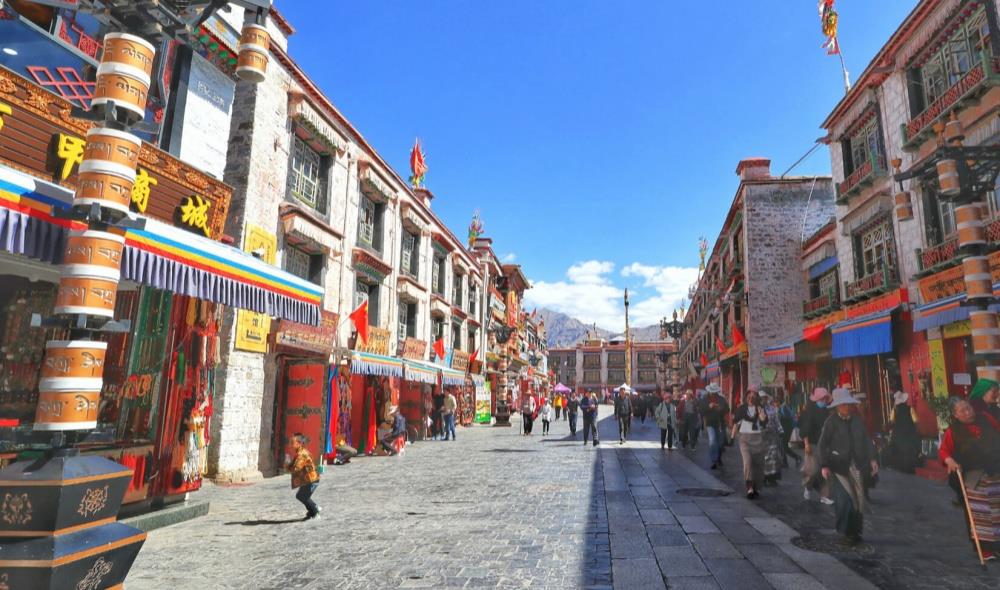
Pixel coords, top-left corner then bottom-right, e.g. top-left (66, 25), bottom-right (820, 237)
top-left (355, 327), bottom-right (391, 356)
top-left (273, 311), bottom-right (338, 356)
top-left (235, 225), bottom-right (276, 352)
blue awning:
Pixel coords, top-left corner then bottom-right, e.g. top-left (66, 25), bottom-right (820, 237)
top-left (808, 256), bottom-right (839, 281)
top-left (763, 340), bottom-right (797, 364)
top-left (831, 310), bottom-right (894, 359)
top-left (913, 292), bottom-right (1000, 332)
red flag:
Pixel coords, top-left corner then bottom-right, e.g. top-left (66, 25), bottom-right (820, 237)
top-left (732, 325), bottom-right (745, 347)
top-left (700, 353), bottom-right (709, 367)
top-left (433, 337), bottom-right (446, 360)
top-left (716, 337), bottom-right (726, 355)
top-left (349, 300), bottom-right (368, 344)
top-left (469, 348), bottom-right (479, 365)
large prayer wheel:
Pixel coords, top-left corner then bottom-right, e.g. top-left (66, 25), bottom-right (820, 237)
top-left (963, 256), bottom-right (993, 301)
top-left (53, 272), bottom-right (119, 318)
top-left (62, 230), bottom-right (125, 281)
top-left (236, 22), bottom-right (270, 83)
top-left (82, 126), bottom-right (142, 172)
top-left (92, 62), bottom-right (151, 125)
top-left (955, 203), bottom-right (985, 247)
top-left (101, 32), bottom-right (156, 78)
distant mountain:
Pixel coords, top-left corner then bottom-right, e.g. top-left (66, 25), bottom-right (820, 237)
top-left (537, 308), bottom-right (662, 348)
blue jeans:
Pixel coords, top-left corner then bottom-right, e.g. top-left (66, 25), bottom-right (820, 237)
top-left (296, 483), bottom-right (319, 517)
top-left (707, 426), bottom-right (722, 465)
top-left (568, 412), bottom-right (578, 435)
top-left (443, 414), bottom-right (456, 440)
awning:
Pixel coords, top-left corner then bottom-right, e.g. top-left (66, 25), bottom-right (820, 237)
top-left (808, 256), bottom-right (838, 280)
top-left (441, 367), bottom-right (466, 387)
top-left (351, 351), bottom-right (403, 378)
top-left (0, 163), bottom-right (323, 325)
top-left (831, 309), bottom-right (894, 359)
top-left (763, 341), bottom-right (796, 364)
top-left (803, 323), bottom-right (827, 342)
top-left (402, 358), bottom-right (439, 384)
top-left (913, 292), bottom-right (1000, 332)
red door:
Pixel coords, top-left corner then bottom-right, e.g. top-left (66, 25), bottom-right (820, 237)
top-left (280, 360), bottom-right (327, 462)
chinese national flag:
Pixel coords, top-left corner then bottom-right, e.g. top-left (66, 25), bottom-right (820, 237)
top-left (433, 337), bottom-right (446, 360)
top-left (469, 348), bottom-right (479, 365)
top-left (349, 300), bottom-right (368, 344)
top-left (732, 325), bottom-right (745, 347)
top-left (700, 353), bottom-right (709, 367)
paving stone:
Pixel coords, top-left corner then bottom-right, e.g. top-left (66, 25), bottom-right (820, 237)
top-left (611, 558), bottom-right (665, 590)
top-left (686, 534), bottom-right (742, 559)
top-left (701, 559), bottom-right (770, 590)
top-left (664, 576), bottom-right (720, 590)
top-left (610, 532), bottom-right (654, 559)
top-left (762, 573), bottom-right (827, 590)
top-left (736, 544), bottom-right (802, 574)
top-left (653, 546), bottom-right (709, 578)
top-left (644, 525), bottom-right (690, 547)
top-left (675, 516), bottom-right (720, 534)
top-left (639, 509), bottom-right (678, 526)
top-left (713, 521), bottom-right (768, 544)
top-left (666, 503), bottom-right (704, 517)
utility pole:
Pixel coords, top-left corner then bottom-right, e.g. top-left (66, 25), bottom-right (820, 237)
top-left (624, 288), bottom-right (631, 389)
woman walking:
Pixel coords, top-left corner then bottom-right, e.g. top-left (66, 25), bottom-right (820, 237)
top-left (940, 397), bottom-right (1000, 561)
top-left (819, 388), bottom-right (878, 546)
top-left (761, 392), bottom-right (784, 486)
top-left (799, 387), bottom-right (832, 504)
top-left (540, 397), bottom-right (554, 436)
top-left (732, 388), bottom-right (768, 498)
top-left (886, 390), bottom-right (921, 474)
top-left (521, 393), bottom-right (537, 435)
top-left (655, 390), bottom-right (679, 450)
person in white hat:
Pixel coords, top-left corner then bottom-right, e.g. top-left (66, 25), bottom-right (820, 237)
top-left (799, 387), bottom-right (833, 504)
top-left (886, 386), bottom-right (921, 474)
top-left (818, 388), bottom-right (878, 546)
top-left (380, 405), bottom-right (407, 456)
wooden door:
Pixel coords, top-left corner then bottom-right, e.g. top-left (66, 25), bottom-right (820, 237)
top-left (280, 360), bottom-right (327, 462)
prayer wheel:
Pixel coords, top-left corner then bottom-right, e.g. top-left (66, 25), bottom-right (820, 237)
top-left (937, 158), bottom-right (961, 197)
top-left (101, 32), bottom-right (156, 78)
top-left (894, 191), bottom-right (913, 221)
top-left (963, 256), bottom-right (993, 300)
top-left (236, 23), bottom-right (270, 83)
top-left (955, 203), bottom-right (985, 247)
top-left (53, 272), bottom-right (119, 318)
top-left (63, 230), bottom-right (125, 281)
top-left (969, 310), bottom-right (1000, 354)
top-left (41, 340), bottom-right (108, 381)
top-left (92, 63), bottom-right (151, 124)
top-left (33, 390), bottom-right (101, 431)
top-left (83, 126), bottom-right (142, 171)
top-left (74, 166), bottom-right (135, 216)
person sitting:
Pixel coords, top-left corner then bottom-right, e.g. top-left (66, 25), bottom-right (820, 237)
top-left (940, 397), bottom-right (1000, 562)
top-left (380, 405), bottom-right (407, 456)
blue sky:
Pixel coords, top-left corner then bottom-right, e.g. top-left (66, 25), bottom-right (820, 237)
top-left (279, 0), bottom-right (916, 330)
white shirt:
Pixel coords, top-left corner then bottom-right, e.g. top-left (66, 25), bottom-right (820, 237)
top-left (739, 405), bottom-right (759, 434)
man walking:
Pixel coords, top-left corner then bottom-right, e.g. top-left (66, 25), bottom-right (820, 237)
top-left (521, 393), bottom-right (537, 436)
top-left (679, 390), bottom-right (700, 449)
top-left (700, 383), bottom-right (729, 468)
top-left (442, 390), bottom-right (458, 441)
top-left (567, 392), bottom-right (580, 436)
top-left (615, 388), bottom-right (633, 443)
top-left (580, 391), bottom-right (600, 446)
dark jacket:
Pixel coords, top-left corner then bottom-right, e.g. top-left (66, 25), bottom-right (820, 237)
top-left (389, 413), bottom-right (406, 438)
top-left (614, 394), bottom-right (632, 417)
top-left (798, 402), bottom-right (829, 445)
top-left (580, 396), bottom-right (597, 417)
top-left (567, 398), bottom-right (580, 414)
top-left (699, 394), bottom-right (729, 428)
top-left (733, 403), bottom-right (767, 432)
top-left (818, 412), bottom-right (874, 477)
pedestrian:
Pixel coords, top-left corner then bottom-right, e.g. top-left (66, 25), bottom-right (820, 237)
top-left (521, 392), bottom-right (537, 436)
top-left (886, 390), bottom-right (921, 474)
top-left (431, 390), bottom-right (444, 440)
top-left (655, 390), bottom-right (679, 450)
top-left (777, 391), bottom-right (800, 468)
top-left (761, 392), bottom-right (784, 486)
top-left (940, 397), bottom-right (1000, 562)
top-left (564, 393), bottom-right (569, 420)
top-left (442, 390), bottom-right (458, 441)
top-left (819, 388), bottom-right (879, 546)
top-left (799, 387), bottom-right (833, 505)
top-left (615, 387), bottom-right (633, 443)
top-left (554, 394), bottom-right (563, 421)
top-left (678, 390), bottom-right (700, 449)
top-left (567, 392), bottom-right (580, 436)
top-left (285, 433), bottom-right (321, 520)
top-left (581, 390), bottom-right (600, 446)
top-left (540, 397), bottom-right (553, 436)
top-left (732, 387), bottom-right (768, 499)
top-left (700, 383), bottom-right (729, 468)
top-left (380, 405), bottom-right (407, 456)
top-left (969, 378), bottom-right (1000, 424)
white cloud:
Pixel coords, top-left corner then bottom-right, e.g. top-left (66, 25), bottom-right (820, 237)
top-left (501, 252), bottom-right (517, 263)
top-left (523, 260), bottom-right (699, 333)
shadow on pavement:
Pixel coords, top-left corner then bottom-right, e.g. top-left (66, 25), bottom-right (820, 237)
top-left (224, 518), bottom-right (306, 526)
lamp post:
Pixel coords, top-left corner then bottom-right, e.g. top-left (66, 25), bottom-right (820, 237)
top-left (624, 288), bottom-right (632, 389)
top-left (661, 310), bottom-right (685, 389)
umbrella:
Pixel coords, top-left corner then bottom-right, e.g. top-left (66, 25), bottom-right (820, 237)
top-left (553, 383), bottom-right (572, 394)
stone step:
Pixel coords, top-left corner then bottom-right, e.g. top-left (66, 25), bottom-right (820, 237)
top-left (119, 500), bottom-right (210, 532)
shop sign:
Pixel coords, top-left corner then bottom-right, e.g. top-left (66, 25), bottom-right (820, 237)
top-left (0, 68), bottom-right (231, 238)
top-left (398, 337), bottom-right (427, 360)
top-left (451, 350), bottom-right (470, 372)
top-left (475, 381), bottom-right (491, 423)
top-left (273, 311), bottom-right (338, 356)
top-left (928, 338), bottom-right (948, 397)
top-left (845, 288), bottom-right (908, 319)
top-left (918, 265), bottom-right (966, 304)
top-left (355, 326), bottom-right (391, 356)
top-left (943, 320), bottom-right (971, 339)
top-left (235, 224), bottom-right (275, 353)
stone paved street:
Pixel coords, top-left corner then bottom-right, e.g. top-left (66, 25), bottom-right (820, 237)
top-left (129, 409), bottom-right (874, 589)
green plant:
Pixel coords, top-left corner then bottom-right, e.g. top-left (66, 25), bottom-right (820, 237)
top-left (927, 394), bottom-right (952, 431)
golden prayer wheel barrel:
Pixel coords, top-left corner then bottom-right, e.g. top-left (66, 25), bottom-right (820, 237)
top-left (894, 191), bottom-right (913, 221)
top-left (101, 32), bottom-right (156, 78)
top-left (969, 310), bottom-right (1000, 354)
top-left (53, 272), bottom-right (120, 318)
top-left (41, 340), bottom-right (108, 381)
top-left (236, 23), bottom-right (270, 83)
top-left (33, 390), bottom-right (101, 431)
top-left (63, 229), bottom-right (125, 281)
top-left (955, 203), bottom-right (985, 247)
top-left (936, 159), bottom-right (961, 197)
top-left (92, 63), bottom-right (151, 124)
top-left (83, 126), bottom-right (142, 171)
top-left (963, 256), bottom-right (993, 300)
top-left (74, 165), bottom-right (135, 216)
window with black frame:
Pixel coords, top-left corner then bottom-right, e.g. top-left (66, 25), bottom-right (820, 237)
top-left (288, 136), bottom-right (327, 213)
top-left (354, 278), bottom-right (379, 326)
top-left (399, 230), bottom-right (419, 278)
top-left (908, 8), bottom-right (991, 115)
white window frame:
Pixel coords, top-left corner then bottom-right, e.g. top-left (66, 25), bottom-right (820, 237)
top-left (288, 136), bottom-right (322, 208)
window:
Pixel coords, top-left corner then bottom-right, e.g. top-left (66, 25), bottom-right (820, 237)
top-left (842, 117), bottom-right (884, 177)
top-left (468, 281), bottom-right (477, 315)
top-left (431, 318), bottom-right (445, 342)
top-left (284, 245), bottom-right (322, 285)
top-left (288, 136), bottom-right (325, 211)
top-left (607, 352), bottom-right (626, 367)
top-left (607, 369), bottom-right (626, 384)
top-left (854, 218), bottom-right (895, 278)
top-left (911, 8), bottom-right (991, 115)
top-left (637, 353), bottom-right (656, 367)
top-left (453, 272), bottom-right (463, 307)
top-left (357, 195), bottom-right (380, 251)
top-left (638, 370), bottom-right (657, 384)
top-left (817, 269), bottom-right (839, 298)
top-left (400, 230), bottom-right (419, 278)
top-left (468, 328), bottom-right (477, 353)
top-left (566, 354), bottom-right (576, 367)
top-left (354, 278), bottom-right (379, 326)
top-left (583, 370), bottom-right (601, 384)
top-left (452, 322), bottom-right (462, 351)
top-left (432, 255), bottom-right (446, 295)
top-left (583, 354), bottom-right (601, 369)
top-left (397, 300), bottom-right (416, 342)
top-left (938, 200), bottom-right (957, 239)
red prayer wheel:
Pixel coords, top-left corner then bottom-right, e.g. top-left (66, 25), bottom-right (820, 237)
top-left (936, 159), bottom-right (961, 197)
top-left (41, 340), bottom-right (108, 381)
top-left (33, 390), bottom-right (101, 431)
top-left (969, 310), bottom-right (1000, 354)
top-left (53, 272), bottom-right (119, 318)
top-left (92, 63), bottom-right (152, 124)
top-left (963, 256), bottom-right (993, 300)
top-left (955, 203), bottom-right (985, 247)
top-left (894, 191), bottom-right (913, 221)
top-left (83, 126), bottom-right (142, 171)
top-left (63, 230), bottom-right (125, 281)
top-left (101, 32), bottom-right (156, 78)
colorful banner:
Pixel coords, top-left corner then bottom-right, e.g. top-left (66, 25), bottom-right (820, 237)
top-left (475, 380), bottom-right (492, 424)
top-left (928, 339), bottom-right (948, 397)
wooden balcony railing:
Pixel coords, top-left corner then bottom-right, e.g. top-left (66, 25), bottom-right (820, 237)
top-left (902, 52), bottom-right (1000, 150)
top-left (845, 264), bottom-right (898, 302)
top-left (803, 289), bottom-right (840, 319)
top-left (917, 218), bottom-right (1000, 274)
top-left (837, 153), bottom-right (888, 202)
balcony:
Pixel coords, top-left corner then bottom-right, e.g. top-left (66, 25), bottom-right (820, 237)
top-left (844, 264), bottom-right (898, 303)
top-left (803, 289), bottom-right (840, 319)
top-left (902, 52), bottom-right (1000, 151)
top-left (837, 153), bottom-right (888, 203)
top-left (916, 218), bottom-right (1000, 275)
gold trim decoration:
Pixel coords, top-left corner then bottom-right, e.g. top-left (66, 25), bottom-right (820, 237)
top-left (77, 485), bottom-right (110, 518)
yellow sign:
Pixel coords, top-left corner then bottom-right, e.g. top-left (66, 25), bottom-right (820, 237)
top-left (179, 195), bottom-right (212, 236)
top-left (0, 102), bottom-right (11, 133)
top-left (131, 168), bottom-right (156, 213)
top-left (928, 338), bottom-right (948, 398)
top-left (235, 225), bottom-right (276, 353)
top-left (356, 327), bottom-right (391, 356)
top-left (943, 320), bottom-right (971, 339)
top-left (55, 132), bottom-right (85, 180)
